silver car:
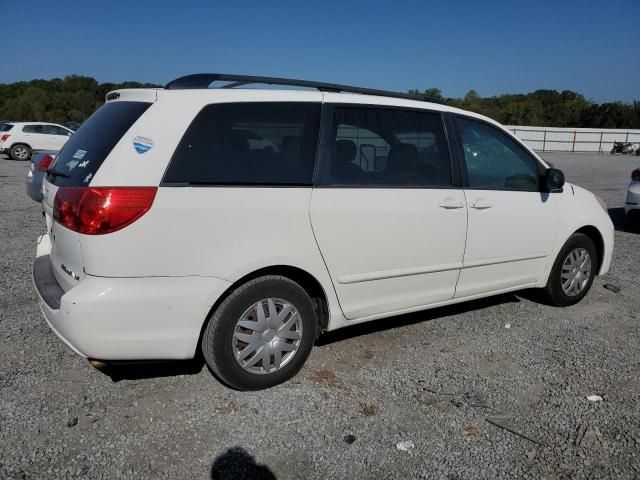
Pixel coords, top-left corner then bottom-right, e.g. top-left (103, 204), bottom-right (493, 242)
top-left (625, 167), bottom-right (640, 225)
top-left (25, 150), bottom-right (56, 202)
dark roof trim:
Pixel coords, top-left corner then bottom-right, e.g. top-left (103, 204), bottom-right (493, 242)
top-left (164, 73), bottom-right (443, 104)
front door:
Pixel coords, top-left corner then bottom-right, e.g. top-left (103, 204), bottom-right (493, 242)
top-left (310, 103), bottom-right (467, 320)
top-left (452, 115), bottom-right (558, 298)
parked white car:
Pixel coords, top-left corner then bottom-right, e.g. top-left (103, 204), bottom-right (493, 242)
top-left (625, 167), bottom-right (640, 224)
top-left (32, 74), bottom-right (614, 390)
top-left (0, 122), bottom-right (73, 160)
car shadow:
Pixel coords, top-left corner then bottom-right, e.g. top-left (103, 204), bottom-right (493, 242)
top-left (99, 357), bottom-right (205, 382)
top-left (608, 207), bottom-right (626, 231)
top-left (609, 207), bottom-right (639, 233)
top-left (210, 447), bottom-right (276, 480)
top-left (317, 293), bottom-right (521, 346)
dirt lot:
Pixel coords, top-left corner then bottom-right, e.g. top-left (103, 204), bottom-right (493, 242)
top-left (1, 152), bottom-right (639, 479)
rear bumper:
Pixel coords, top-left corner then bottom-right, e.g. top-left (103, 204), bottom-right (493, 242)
top-left (32, 234), bottom-right (232, 360)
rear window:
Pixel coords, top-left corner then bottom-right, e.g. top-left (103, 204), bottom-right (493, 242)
top-left (163, 102), bottom-right (321, 186)
top-left (48, 101), bottom-right (151, 187)
top-left (0, 124), bottom-right (13, 132)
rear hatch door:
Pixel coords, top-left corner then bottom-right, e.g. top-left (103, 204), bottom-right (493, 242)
top-left (43, 98), bottom-right (154, 292)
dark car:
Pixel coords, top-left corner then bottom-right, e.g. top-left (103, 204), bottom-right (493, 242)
top-left (25, 150), bottom-right (56, 202)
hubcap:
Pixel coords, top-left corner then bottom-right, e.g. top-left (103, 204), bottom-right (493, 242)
top-left (232, 298), bottom-right (303, 375)
top-left (561, 247), bottom-right (592, 297)
top-left (14, 147), bottom-right (28, 160)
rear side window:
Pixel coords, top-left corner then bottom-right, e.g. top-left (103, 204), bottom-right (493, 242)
top-left (163, 102), bottom-right (321, 186)
top-left (316, 106), bottom-right (452, 187)
top-left (0, 124), bottom-right (13, 132)
top-left (48, 101), bottom-right (151, 187)
top-left (23, 125), bottom-right (44, 134)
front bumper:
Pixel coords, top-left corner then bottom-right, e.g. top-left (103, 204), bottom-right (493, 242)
top-left (32, 234), bottom-right (232, 360)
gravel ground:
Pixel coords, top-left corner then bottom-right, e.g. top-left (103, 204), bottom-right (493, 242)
top-left (1, 152), bottom-right (639, 479)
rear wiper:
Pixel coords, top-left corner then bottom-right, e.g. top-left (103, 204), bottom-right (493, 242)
top-left (46, 168), bottom-right (70, 178)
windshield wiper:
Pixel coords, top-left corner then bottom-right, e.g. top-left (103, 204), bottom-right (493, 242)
top-left (46, 168), bottom-right (70, 178)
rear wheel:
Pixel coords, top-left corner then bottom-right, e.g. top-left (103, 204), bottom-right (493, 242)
top-left (201, 275), bottom-right (318, 390)
top-left (540, 233), bottom-right (597, 306)
top-left (10, 144), bottom-right (31, 161)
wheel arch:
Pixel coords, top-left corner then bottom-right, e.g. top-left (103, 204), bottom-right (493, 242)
top-left (9, 142), bottom-right (32, 158)
top-left (196, 265), bottom-right (330, 354)
top-left (574, 225), bottom-right (604, 273)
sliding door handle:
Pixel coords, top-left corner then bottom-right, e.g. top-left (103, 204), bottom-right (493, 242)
top-left (470, 200), bottom-right (493, 210)
top-left (439, 199), bottom-right (465, 209)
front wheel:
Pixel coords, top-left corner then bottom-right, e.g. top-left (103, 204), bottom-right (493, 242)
top-left (539, 233), bottom-right (598, 307)
top-left (201, 275), bottom-right (318, 390)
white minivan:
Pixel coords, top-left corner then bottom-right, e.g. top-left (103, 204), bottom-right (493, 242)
top-left (32, 74), bottom-right (614, 390)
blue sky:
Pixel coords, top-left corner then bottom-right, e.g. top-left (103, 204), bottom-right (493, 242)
top-left (3, 0), bottom-right (639, 102)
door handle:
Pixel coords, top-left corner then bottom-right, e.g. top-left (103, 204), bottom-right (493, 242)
top-left (439, 199), bottom-right (465, 209)
top-left (470, 200), bottom-right (492, 210)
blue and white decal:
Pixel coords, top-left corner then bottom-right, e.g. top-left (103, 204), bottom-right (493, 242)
top-left (133, 136), bottom-right (154, 154)
top-left (73, 149), bottom-right (87, 160)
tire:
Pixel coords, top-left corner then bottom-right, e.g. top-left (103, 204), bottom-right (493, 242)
top-left (201, 275), bottom-right (318, 390)
top-left (540, 233), bottom-right (598, 307)
top-left (10, 144), bottom-right (31, 161)
top-left (610, 148), bottom-right (615, 154)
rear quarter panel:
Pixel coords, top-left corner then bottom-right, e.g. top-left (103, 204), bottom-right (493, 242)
top-left (82, 90), bottom-right (343, 326)
top-left (80, 187), bottom-right (343, 327)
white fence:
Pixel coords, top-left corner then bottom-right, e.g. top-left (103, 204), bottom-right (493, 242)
top-left (505, 125), bottom-right (640, 153)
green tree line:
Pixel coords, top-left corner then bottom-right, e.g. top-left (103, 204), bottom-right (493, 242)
top-left (0, 75), bottom-right (159, 124)
top-left (0, 75), bottom-right (638, 128)
top-left (409, 88), bottom-right (640, 128)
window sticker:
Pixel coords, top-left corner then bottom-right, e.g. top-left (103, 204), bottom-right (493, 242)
top-left (66, 160), bottom-right (79, 171)
top-left (73, 149), bottom-right (87, 160)
top-left (78, 160), bottom-right (90, 168)
top-left (84, 173), bottom-right (93, 184)
top-left (133, 136), bottom-right (154, 154)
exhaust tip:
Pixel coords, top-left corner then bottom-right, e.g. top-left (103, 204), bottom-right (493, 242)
top-left (88, 359), bottom-right (108, 370)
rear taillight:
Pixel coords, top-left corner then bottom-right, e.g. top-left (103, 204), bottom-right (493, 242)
top-left (37, 155), bottom-right (54, 172)
top-left (53, 187), bottom-right (157, 235)
top-left (632, 169), bottom-right (640, 181)
top-left (1, 134), bottom-right (10, 142)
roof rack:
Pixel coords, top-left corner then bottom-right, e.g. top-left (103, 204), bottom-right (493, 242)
top-left (164, 73), bottom-right (443, 104)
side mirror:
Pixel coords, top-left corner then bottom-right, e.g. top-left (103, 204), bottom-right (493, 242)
top-left (544, 168), bottom-right (565, 192)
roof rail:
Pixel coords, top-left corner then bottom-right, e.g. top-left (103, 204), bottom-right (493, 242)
top-left (164, 73), bottom-right (443, 104)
